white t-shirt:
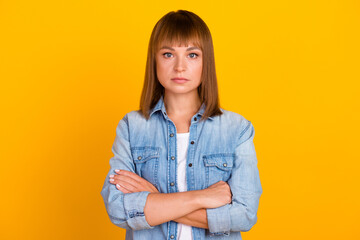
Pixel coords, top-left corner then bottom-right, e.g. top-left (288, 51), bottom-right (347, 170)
top-left (176, 132), bottom-right (193, 240)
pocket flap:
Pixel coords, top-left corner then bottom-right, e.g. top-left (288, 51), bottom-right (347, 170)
top-left (131, 146), bottom-right (160, 163)
top-left (203, 153), bottom-right (234, 171)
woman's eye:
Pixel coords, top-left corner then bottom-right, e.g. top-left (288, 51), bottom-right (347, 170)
top-left (163, 52), bottom-right (173, 58)
top-left (189, 53), bottom-right (198, 58)
top-left (162, 52), bottom-right (199, 59)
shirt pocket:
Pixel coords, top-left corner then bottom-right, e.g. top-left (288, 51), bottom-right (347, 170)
top-left (131, 146), bottom-right (161, 190)
top-left (203, 153), bottom-right (235, 187)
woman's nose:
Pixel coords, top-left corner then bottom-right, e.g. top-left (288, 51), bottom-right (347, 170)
top-left (174, 56), bottom-right (186, 72)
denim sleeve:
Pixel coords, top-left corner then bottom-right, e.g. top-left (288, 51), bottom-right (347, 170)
top-left (100, 114), bottom-right (155, 230)
top-left (206, 120), bottom-right (263, 236)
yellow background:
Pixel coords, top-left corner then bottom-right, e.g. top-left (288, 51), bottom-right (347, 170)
top-left (1, 0), bottom-right (359, 239)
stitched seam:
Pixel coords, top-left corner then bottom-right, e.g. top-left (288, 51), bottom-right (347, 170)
top-left (109, 214), bottom-right (125, 221)
top-left (237, 120), bottom-right (252, 145)
top-left (239, 120), bottom-right (251, 139)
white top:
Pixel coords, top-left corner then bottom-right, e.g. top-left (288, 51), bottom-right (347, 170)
top-left (176, 132), bottom-right (193, 240)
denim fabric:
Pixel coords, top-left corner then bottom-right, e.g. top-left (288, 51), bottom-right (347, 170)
top-left (100, 95), bottom-right (263, 240)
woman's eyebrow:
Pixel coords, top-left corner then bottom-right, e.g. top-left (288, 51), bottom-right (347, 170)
top-left (160, 46), bottom-right (201, 51)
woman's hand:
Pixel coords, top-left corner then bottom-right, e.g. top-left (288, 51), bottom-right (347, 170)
top-left (109, 169), bottom-right (159, 193)
top-left (199, 181), bottom-right (232, 209)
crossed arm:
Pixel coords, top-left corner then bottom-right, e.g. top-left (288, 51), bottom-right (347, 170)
top-left (108, 169), bottom-right (230, 229)
top-left (103, 118), bottom-right (262, 233)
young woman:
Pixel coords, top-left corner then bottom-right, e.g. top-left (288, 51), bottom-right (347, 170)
top-left (101, 10), bottom-right (263, 240)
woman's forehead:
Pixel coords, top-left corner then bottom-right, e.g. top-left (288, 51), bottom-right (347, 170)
top-left (157, 40), bottom-right (201, 49)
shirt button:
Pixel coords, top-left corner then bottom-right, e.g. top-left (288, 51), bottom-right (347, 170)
top-left (194, 117), bottom-right (197, 121)
top-left (223, 163), bottom-right (227, 167)
top-left (190, 141), bottom-right (194, 144)
top-left (170, 133), bottom-right (174, 137)
top-left (164, 112), bottom-right (167, 115)
top-left (188, 163), bottom-right (192, 167)
top-left (170, 235), bottom-right (174, 239)
top-left (170, 182), bottom-right (175, 186)
top-left (137, 156), bottom-right (142, 160)
top-left (171, 156), bottom-right (175, 160)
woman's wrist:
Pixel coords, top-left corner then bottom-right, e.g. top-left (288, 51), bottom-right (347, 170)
top-left (192, 189), bottom-right (207, 209)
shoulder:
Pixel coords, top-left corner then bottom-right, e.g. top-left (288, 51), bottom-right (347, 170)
top-left (119, 109), bottom-right (148, 123)
top-left (118, 109), bottom-right (153, 131)
top-left (218, 108), bottom-right (251, 127)
top-left (217, 108), bottom-right (254, 142)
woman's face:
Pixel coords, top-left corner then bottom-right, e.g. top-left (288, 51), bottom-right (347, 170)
top-left (156, 43), bottom-right (203, 95)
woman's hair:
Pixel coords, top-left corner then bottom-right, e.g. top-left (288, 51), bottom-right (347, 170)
top-left (139, 10), bottom-right (223, 121)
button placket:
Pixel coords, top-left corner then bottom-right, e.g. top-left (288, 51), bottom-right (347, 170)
top-left (167, 119), bottom-right (177, 193)
top-left (186, 122), bottom-right (198, 192)
top-left (166, 117), bottom-right (178, 240)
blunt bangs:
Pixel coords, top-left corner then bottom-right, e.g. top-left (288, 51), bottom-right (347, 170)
top-left (153, 13), bottom-right (203, 52)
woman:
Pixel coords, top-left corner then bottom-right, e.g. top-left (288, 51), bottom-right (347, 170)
top-left (101, 10), bottom-right (262, 240)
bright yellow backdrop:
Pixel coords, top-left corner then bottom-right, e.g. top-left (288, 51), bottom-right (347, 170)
top-left (1, 0), bottom-right (359, 239)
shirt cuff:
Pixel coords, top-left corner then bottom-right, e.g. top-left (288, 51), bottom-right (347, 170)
top-left (123, 191), bottom-right (154, 230)
top-left (206, 204), bottom-right (231, 236)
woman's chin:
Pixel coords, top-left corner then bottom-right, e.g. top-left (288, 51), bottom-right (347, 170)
top-left (164, 88), bottom-right (198, 95)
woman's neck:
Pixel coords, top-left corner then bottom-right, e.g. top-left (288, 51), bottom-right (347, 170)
top-left (163, 91), bottom-right (201, 117)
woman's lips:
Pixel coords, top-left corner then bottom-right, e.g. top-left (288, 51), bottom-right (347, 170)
top-left (171, 78), bottom-right (189, 83)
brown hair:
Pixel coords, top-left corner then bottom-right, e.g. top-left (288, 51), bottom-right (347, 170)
top-left (139, 10), bottom-right (223, 121)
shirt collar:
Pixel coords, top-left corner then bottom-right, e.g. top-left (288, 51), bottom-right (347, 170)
top-left (149, 95), bottom-right (214, 120)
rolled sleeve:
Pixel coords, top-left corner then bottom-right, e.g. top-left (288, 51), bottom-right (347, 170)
top-left (206, 120), bottom-right (263, 235)
top-left (124, 191), bottom-right (154, 230)
top-left (206, 204), bottom-right (231, 236)
top-left (100, 114), bottom-right (155, 230)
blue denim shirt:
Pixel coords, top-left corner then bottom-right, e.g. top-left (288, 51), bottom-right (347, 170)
top-left (100, 95), bottom-right (263, 240)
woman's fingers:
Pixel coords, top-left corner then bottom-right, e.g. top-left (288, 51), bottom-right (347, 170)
top-left (115, 183), bottom-right (132, 193)
top-left (109, 170), bottom-right (159, 193)
top-left (109, 174), bottom-right (140, 191)
top-left (116, 169), bottom-right (146, 182)
top-left (116, 170), bottom-right (153, 188)
top-left (110, 177), bottom-right (138, 193)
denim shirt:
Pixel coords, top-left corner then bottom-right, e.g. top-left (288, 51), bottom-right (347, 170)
top-left (100, 95), bottom-right (263, 240)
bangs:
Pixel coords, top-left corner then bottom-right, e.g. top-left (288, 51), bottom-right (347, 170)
top-left (154, 14), bottom-right (203, 52)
